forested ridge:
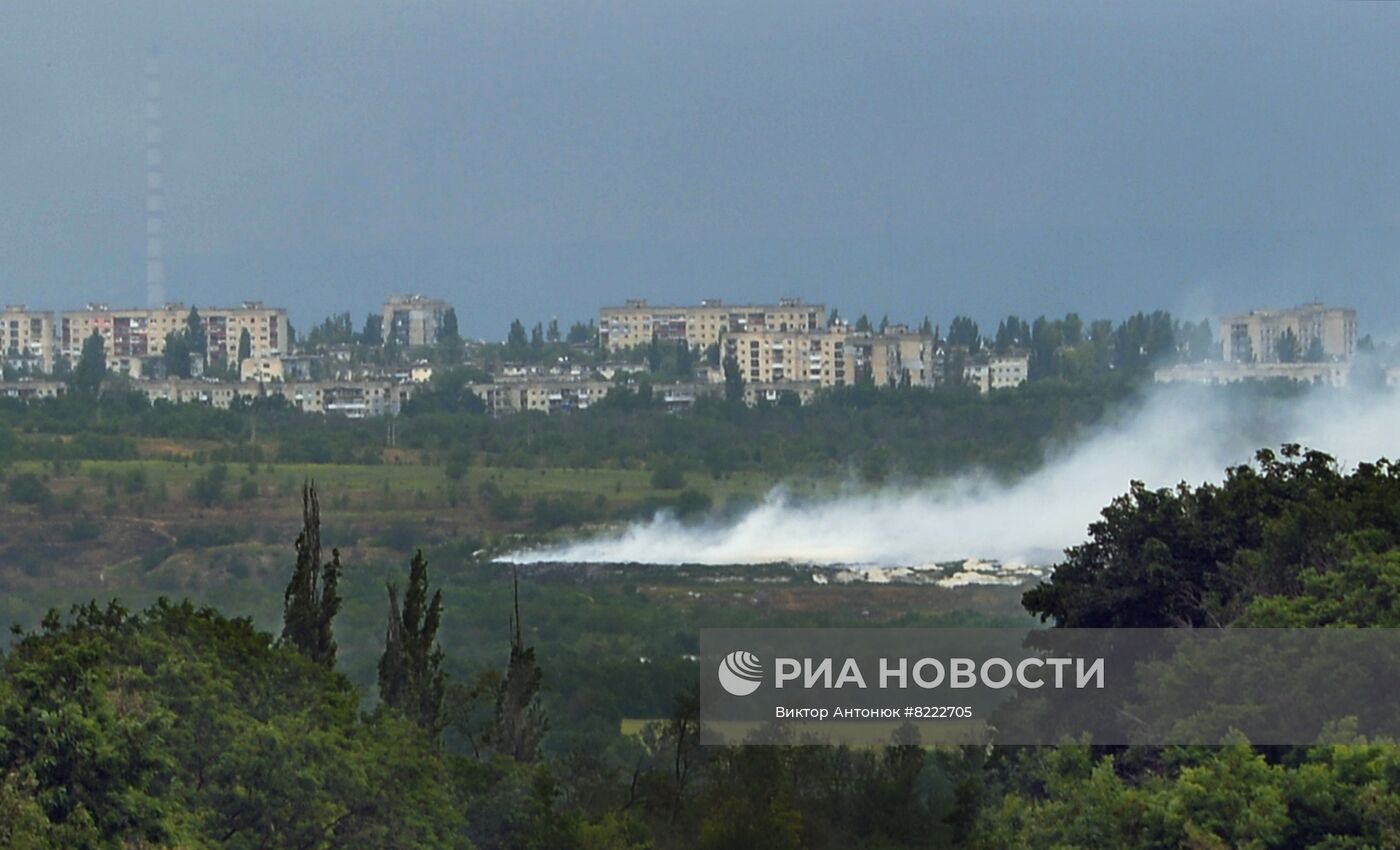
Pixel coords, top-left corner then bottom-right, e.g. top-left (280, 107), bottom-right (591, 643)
top-left (4, 447), bottom-right (1400, 848)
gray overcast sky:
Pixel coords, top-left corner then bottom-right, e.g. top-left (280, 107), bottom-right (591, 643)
top-left (3, 2), bottom-right (1399, 338)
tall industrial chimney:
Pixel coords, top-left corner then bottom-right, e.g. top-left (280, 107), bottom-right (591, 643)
top-left (145, 49), bottom-right (166, 307)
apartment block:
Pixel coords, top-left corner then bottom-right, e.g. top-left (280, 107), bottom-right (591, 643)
top-left (240, 354), bottom-right (285, 383)
top-left (202, 302), bottom-right (288, 366)
top-left (723, 328), bottom-right (837, 385)
top-left (963, 353), bottom-right (1030, 394)
top-left (721, 325), bottom-right (936, 389)
top-left (0, 305), bottom-right (55, 373)
top-left (1220, 303), bottom-right (1357, 364)
top-left (600, 298), bottom-right (825, 351)
top-left (0, 379), bottom-right (66, 400)
top-left (846, 327), bottom-right (937, 388)
top-left (137, 379), bottom-right (413, 418)
top-left (60, 302), bottom-right (287, 370)
top-left (478, 378), bottom-right (614, 415)
top-left (744, 381), bottom-right (819, 406)
top-left (383, 294), bottom-right (451, 348)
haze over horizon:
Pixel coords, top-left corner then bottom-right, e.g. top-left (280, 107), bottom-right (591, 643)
top-left (4, 2), bottom-right (1400, 338)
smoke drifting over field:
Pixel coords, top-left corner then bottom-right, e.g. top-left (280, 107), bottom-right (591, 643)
top-left (503, 384), bottom-right (1400, 568)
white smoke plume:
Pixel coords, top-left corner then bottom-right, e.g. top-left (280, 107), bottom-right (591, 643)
top-left (502, 383), bottom-right (1400, 568)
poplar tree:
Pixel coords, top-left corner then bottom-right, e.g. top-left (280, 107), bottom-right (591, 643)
top-left (492, 572), bottom-right (546, 761)
top-left (281, 483), bottom-right (342, 667)
top-left (378, 549), bottom-right (446, 734)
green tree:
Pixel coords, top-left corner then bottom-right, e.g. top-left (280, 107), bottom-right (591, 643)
top-left (1183, 318), bottom-right (1213, 362)
top-left (439, 307), bottom-right (462, 363)
top-left (281, 482), bottom-right (342, 667)
top-left (361, 312), bottom-right (383, 346)
top-left (723, 354), bottom-right (745, 403)
top-left (704, 342), bottom-right (720, 367)
top-left (404, 367), bottom-right (487, 415)
top-left (1112, 310), bottom-right (1176, 374)
top-left (69, 330), bottom-right (107, 394)
top-left (492, 575), bottom-right (547, 762)
top-left (651, 463), bottom-right (685, 490)
top-left (378, 549), bottom-right (447, 735)
top-left (506, 319), bottom-right (528, 358)
top-left (5, 472), bottom-right (52, 508)
top-left (566, 320), bottom-right (594, 345)
top-left (947, 316), bottom-right (981, 351)
top-left (994, 314), bottom-right (1028, 353)
top-left (1062, 312), bottom-right (1084, 345)
top-left (1024, 445), bottom-right (1400, 628)
top-left (185, 306), bottom-right (206, 366)
top-left (163, 330), bottom-right (193, 378)
top-left (674, 340), bottom-right (694, 378)
top-left (444, 446), bottom-right (472, 481)
top-left (237, 327), bottom-right (252, 366)
top-left (191, 463), bottom-right (228, 506)
top-left (1, 600), bottom-right (464, 849)
top-left (1276, 327), bottom-right (1300, 363)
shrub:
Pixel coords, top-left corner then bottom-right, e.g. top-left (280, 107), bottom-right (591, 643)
top-left (63, 518), bottom-right (102, 542)
top-left (192, 464), bottom-right (229, 507)
top-left (5, 472), bottom-right (51, 508)
top-left (674, 488), bottom-right (713, 518)
top-left (650, 464), bottom-right (685, 490)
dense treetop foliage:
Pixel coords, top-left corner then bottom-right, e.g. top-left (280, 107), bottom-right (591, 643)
top-left (0, 600), bottom-right (461, 849)
top-left (1024, 444), bottom-right (1400, 628)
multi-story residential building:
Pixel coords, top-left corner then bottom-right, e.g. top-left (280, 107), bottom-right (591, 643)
top-left (721, 325), bottom-right (936, 389)
top-left (477, 379), bottom-right (613, 416)
top-left (137, 378), bottom-right (414, 418)
top-left (0, 305), bottom-right (55, 373)
top-left (383, 294), bottom-right (451, 348)
top-left (963, 352), bottom-right (1030, 394)
top-left (1220, 303), bottom-right (1357, 364)
top-left (722, 327), bottom-right (835, 385)
top-left (744, 381), bottom-right (819, 406)
top-left (240, 354), bottom-right (285, 383)
top-left (599, 298), bottom-right (826, 351)
top-left (60, 302), bottom-right (287, 370)
top-left (885, 327), bottom-right (937, 387)
top-left (240, 354), bottom-right (326, 383)
top-left (846, 326), bottom-right (938, 388)
top-left (202, 301), bottom-right (288, 366)
top-left (0, 379), bottom-right (66, 400)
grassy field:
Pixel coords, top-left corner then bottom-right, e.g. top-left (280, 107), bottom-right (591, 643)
top-left (10, 458), bottom-right (777, 507)
top-left (0, 456), bottom-right (785, 606)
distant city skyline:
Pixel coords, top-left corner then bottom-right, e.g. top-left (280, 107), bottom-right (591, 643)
top-left (4, 2), bottom-right (1399, 338)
